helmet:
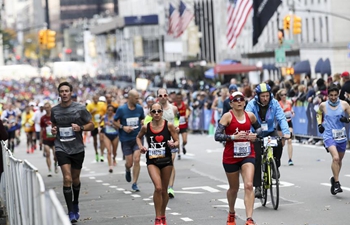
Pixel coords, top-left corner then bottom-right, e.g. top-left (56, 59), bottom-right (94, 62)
top-left (254, 83), bottom-right (272, 106)
top-left (255, 83), bottom-right (271, 95)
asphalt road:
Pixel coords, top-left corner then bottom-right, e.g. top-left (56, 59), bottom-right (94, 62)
top-left (11, 134), bottom-right (350, 225)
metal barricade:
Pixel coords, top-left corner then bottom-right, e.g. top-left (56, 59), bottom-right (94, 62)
top-left (0, 141), bottom-right (71, 225)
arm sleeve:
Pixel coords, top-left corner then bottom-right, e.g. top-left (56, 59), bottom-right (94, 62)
top-left (214, 123), bottom-right (230, 141)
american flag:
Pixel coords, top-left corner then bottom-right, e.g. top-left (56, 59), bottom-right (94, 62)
top-left (168, 3), bottom-right (180, 36)
top-left (226, 0), bottom-right (253, 49)
top-left (176, 0), bottom-right (194, 38)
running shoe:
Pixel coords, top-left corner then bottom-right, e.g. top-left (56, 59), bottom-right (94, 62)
top-left (183, 147), bottom-right (187, 155)
top-left (100, 156), bottom-right (104, 162)
top-left (154, 217), bottom-right (162, 225)
top-left (161, 216), bottom-right (167, 225)
top-left (47, 173), bottom-right (52, 177)
top-left (177, 154), bottom-right (181, 160)
top-left (288, 159), bottom-right (294, 166)
top-left (245, 217), bottom-right (256, 225)
top-left (132, 183), bottom-right (140, 192)
top-left (69, 211), bottom-right (77, 223)
top-left (109, 168), bottom-right (113, 173)
top-left (95, 154), bottom-right (99, 162)
top-left (168, 187), bottom-right (175, 198)
top-left (125, 169), bottom-right (131, 182)
top-left (226, 212), bottom-right (236, 225)
top-left (54, 163), bottom-right (59, 174)
top-left (73, 203), bottom-right (80, 220)
top-left (334, 181), bottom-right (343, 194)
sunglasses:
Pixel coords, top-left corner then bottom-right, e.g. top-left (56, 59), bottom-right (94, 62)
top-left (151, 109), bottom-right (163, 114)
top-left (158, 94), bottom-right (168, 98)
top-left (231, 97), bottom-right (244, 102)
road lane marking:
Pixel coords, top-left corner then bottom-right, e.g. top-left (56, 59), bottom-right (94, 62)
top-left (183, 186), bottom-right (220, 193)
top-left (102, 183), bottom-right (110, 186)
top-left (95, 180), bottom-right (103, 183)
top-left (181, 217), bottom-right (193, 222)
top-left (131, 194), bottom-right (141, 198)
top-left (216, 198), bottom-right (261, 209)
top-left (175, 191), bottom-right (204, 194)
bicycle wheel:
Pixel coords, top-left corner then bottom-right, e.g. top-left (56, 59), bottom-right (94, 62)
top-left (260, 162), bottom-right (268, 206)
top-left (269, 157), bottom-right (279, 210)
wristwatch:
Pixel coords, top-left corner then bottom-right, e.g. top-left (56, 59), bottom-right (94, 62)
top-left (80, 125), bottom-right (84, 131)
top-left (120, 125), bottom-right (124, 130)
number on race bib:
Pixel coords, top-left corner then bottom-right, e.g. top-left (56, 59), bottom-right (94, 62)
top-left (233, 142), bottom-right (251, 158)
top-left (148, 148), bottom-right (166, 159)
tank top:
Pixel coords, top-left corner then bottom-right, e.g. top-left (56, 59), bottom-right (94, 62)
top-left (223, 111), bottom-right (255, 164)
top-left (279, 100), bottom-right (293, 121)
top-left (146, 120), bottom-right (172, 161)
top-left (323, 102), bottom-right (347, 143)
top-left (162, 104), bottom-right (175, 124)
top-left (174, 101), bottom-right (188, 129)
top-left (104, 114), bottom-right (118, 135)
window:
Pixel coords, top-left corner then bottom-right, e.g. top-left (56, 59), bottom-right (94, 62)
top-left (319, 17), bottom-right (323, 43)
top-left (305, 18), bottom-right (309, 42)
top-left (312, 17), bottom-right (316, 42)
top-left (325, 16), bottom-right (329, 42)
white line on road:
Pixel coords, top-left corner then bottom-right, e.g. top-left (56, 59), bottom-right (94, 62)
top-left (89, 177), bottom-right (95, 179)
top-left (170, 212), bottom-right (181, 215)
top-left (175, 191), bottom-right (204, 194)
top-left (181, 217), bottom-right (193, 222)
top-left (95, 180), bottom-right (103, 183)
top-left (216, 198), bottom-right (261, 209)
top-left (124, 191), bottom-right (132, 194)
top-left (102, 183), bottom-right (110, 186)
top-left (131, 194), bottom-right (141, 198)
top-left (109, 186), bottom-right (117, 188)
top-left (183, 186), bottom-right (220, 193)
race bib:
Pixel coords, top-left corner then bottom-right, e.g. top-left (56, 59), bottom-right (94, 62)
top-left (261, 122), bottom-right (268, 131)
top-left (126, 117), bottom-right (139, 127)
top-left (94, 114), bottom-right (101, 123)
top-left (105, 125), bottom-right (117, 134)
top-left (332, 128), bottom-right (346, 141)
top-left (46, 125), bottom-right (56, 138)
top-left (59, 127), bottom-right (76, 142)
top-left (233, 142), bottom-right (251, 158)
top-left (179, 116), bottom-right (186, 125)
top-left (25, 123), bottom-right (32, 128)
top-left (263, 137), bottom-right (279, 148)
top-left (148, 148), bottom-right (166, 159)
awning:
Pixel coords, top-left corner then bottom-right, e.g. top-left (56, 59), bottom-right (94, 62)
top-left (293, 60), bottom-right (311, 74)
top-left (214, 64), bottom-right (262, 75)
top-left (314, 58), bottom-right (323, 73)
top-left (321, 58), bottom-right (331, 76)
top-left (205, 59), bottom-right (240, 79)
top-left (90, 17), bottom-right (125, 35)
top-left (263, 63), bottom-right (278, 72)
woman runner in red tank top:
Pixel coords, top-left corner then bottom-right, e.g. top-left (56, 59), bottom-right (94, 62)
top-left (215, 91), bottom-right (260, 225)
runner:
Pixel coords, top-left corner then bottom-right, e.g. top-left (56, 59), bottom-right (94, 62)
top-left (33, 102), bottom-right (46, 151)
top-left (173, 92), bottom-right (190, 157)
top-left (215, 91), bottom-right (260, 225)
top-left (102, 105), bottom-right (119, 173)
top-left (317, 84), bottom-right (350, 195)
top-left (157, 88), bottom-right (179, 199)
top-left (136, 102), bottom-right (179, 225)
top-left (22, 105), bottom-right (35, 153)
top-left (114, 89), bottom-right (145, 192)
top-left (40, 102), bottom-right (58, 177)
top-left (51, 81), bottom-right (94, 223)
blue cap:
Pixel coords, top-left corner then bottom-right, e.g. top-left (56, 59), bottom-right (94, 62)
top-left (229, 84), bottom-right (238, 92)
top-left (72, 93), bottom-right (77, 98)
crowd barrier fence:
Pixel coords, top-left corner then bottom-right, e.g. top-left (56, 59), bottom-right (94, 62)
top-left (188, 101), bottom-right (348, 140)
top-left (0, 141), bottom-right (71, 225)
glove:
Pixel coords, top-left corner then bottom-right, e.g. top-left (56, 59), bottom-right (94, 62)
top-left (340, 116), bottom-right (350, 123)
top-left (318, 124), bottom-right (325, 134)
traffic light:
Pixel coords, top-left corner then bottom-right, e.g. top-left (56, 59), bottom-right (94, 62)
top-left (39, 29), bottom-right (47, 46)
top-left (293, 16), bottom-right (302, 35)
top-left (283, 15), bottom-right (291, 31)
top-left (46, 29), bottom-right (56, 49)
top-left (278, 29), bottom-right (284, 45)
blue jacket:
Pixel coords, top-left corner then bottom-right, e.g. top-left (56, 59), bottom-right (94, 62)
top-left (245, 97), bottom-right (290, 137)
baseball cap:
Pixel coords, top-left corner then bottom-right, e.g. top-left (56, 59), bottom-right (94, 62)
top-left (229, 84), bottom-right (238, 92)
top-left (38, 102), bottom-right (44, 107)
top-left (231, 91), bottom-right (244, 99)
top-left (99, 96), bottom-right (106, 102)
top-left (341, 71), bottom-right (349, 77)
top-left (72, 93), bottom-right (77, 98)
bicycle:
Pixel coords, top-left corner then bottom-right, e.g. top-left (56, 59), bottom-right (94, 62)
top-left (259, 136), bottom-right (281, 210)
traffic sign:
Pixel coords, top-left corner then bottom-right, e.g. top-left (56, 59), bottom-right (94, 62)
top-left (275, 48), bottom-right (286, 64)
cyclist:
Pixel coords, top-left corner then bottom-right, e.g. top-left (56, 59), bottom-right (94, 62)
top-left (317, 84), bottom-right (350, 195)
top-left (245, 83), bottom-right (290, 198)
top-left (215, 91), bottom-right (261, 225)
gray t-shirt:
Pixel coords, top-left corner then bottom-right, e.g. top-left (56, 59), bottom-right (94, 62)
top-left (51, 102), bottom-right (92, 154)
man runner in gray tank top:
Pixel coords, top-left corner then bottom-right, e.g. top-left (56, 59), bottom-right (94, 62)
top-left (51, 81), bottom-right (94, 223)
top-left (157, 88), bottom-right (179, 199)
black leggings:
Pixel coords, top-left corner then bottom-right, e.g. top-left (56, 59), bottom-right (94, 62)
top-left (253, 130), bottom-right (283, 187)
